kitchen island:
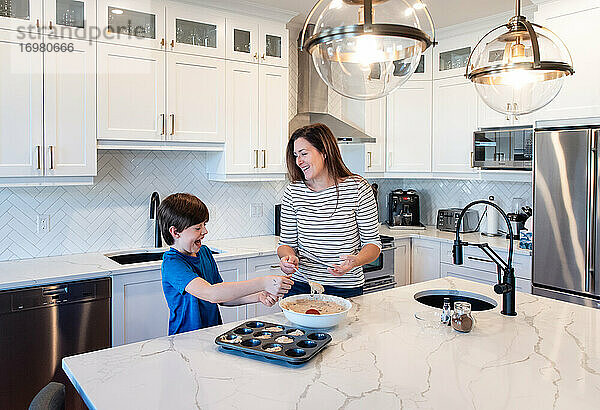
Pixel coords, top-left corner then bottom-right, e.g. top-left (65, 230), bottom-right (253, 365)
top-left (63, 277), bottom-right (600, 409)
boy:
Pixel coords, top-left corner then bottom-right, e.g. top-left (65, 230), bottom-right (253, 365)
top-left (158, 193), bottom-right (293, 335)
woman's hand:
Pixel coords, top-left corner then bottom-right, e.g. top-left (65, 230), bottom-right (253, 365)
top-left (279, 255), bottom-right (299, 275)
top-left (328, 254), bottom-right (360, 276)
top-left (264, 275), bottom-right (294, 296)
top-left (258, 291), bottom-right (279, 307)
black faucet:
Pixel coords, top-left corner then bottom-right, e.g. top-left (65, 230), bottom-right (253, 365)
top-left (149, 192), bottom-right (162, 248)
top-left (452, 199), bottom-right (516, 316)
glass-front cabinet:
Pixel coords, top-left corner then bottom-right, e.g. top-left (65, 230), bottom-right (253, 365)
top-left (166, 1), bottom-right (225, 57)
top-left (226, 16), bottom-right (258, 63)
top-left (434, 31), bottom-right (480, 80)
top-left (0, 0), bottom-right (41, 31)
top-left (44, 0), bottom-right (95, 39)
top-left (97, 0), bottom-right (165, 49)
top-left (258, 20), bottom-right (287, 67)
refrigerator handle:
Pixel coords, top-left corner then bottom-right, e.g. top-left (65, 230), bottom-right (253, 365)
top-left (587, 129), bottom-right (598, 293)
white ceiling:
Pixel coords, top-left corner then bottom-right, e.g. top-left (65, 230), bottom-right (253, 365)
top-left (249, 0), bottom-right (532, 28)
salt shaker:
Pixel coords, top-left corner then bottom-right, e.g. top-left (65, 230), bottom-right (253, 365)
top-left (440, 298), bottom-right (451, 325)
top-left (451, 302), bottom-right (474, 333)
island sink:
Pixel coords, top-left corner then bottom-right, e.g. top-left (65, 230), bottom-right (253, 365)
top-left (107, 249), bottom-right (222, 265)
top-left (414, 289), bottom-right (498, 311)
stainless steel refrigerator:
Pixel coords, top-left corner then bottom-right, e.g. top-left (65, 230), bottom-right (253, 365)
top-left (533, 118), bottom-right (600, 309)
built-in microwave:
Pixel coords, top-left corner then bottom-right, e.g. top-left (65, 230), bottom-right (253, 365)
top-left (473, 126), bottom-right (533, 170)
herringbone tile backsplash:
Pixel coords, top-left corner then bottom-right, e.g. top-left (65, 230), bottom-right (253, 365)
top-left (0, 148), bottom-right (531, 261)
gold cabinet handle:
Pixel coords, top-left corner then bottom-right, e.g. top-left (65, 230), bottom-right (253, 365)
top-left (35, 145), bottom-right (41, 170)
top-left (160, 114), bottom-right (165, 135)
top-left (253, 52), bottom-right (257, 59)
top-left (49, 21), bottom-right (53, 30)
top-left (470, 151), bottom-right (474, 168)
top-left (170, 114), bottom-right (175, 135)
top-left (261, 53), bottom-right (265, 60)
top-left (254, 149), bottom-right (259, 168)
top-left (367, 151), bottom-right (372, 168)
top-left (49, 146), bottom-right (55, 170)
top-left (170, 40), bottom-right (174, 48)
top-left (36, 19), bottom-right (40, 29)
top-left (160, 38), bottom-right (165, 47)
top-left (262, 150), bottom-right (266, 168)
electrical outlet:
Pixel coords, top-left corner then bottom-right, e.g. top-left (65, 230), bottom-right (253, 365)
top-left (251, 203), bottom-right (263, 218)
top-left (37, 215), bottom-right (50, 233)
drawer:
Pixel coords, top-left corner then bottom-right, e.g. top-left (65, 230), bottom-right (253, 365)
top-left (441, 263), bottom-right (531, 293)
top-left (441, 242), bottom-right (531, 280)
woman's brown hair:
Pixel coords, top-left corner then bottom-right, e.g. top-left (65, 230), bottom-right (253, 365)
top-left (286, 123), bottom-right (355, 183)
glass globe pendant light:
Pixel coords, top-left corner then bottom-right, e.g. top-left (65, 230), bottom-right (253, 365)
top-left (466, 0), bottom-right (574, 116)
top-left (300, 0), bottom-right (435, 100)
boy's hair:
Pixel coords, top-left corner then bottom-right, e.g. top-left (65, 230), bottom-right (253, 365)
top-left (158, 193), bottom-right (209, 245)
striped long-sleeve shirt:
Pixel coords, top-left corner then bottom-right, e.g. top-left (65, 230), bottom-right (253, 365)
top-left (277, 176), bottom-right (382, 288)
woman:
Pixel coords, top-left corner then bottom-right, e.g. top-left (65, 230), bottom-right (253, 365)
top-left (277, 123), bottom-right (381, 298)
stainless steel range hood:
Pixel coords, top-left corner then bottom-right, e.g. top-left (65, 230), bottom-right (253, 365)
top-left (289, 26), bottom-right (376, 144)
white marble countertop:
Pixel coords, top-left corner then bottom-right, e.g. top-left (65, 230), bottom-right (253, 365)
top-left (0, 227), bottom-right (527, 291)
top-left (62, 277), bottom-right (600, 409)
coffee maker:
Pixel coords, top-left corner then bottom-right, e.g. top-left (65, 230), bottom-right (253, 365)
top-left (387, 189), bottom-right (425, 229)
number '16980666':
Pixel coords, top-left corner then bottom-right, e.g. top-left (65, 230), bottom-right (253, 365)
top-left (20, 43), bottom-right (74, 52)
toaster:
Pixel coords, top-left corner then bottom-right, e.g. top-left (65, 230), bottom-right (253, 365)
top-left (437, 208), bottom-right (480, 233)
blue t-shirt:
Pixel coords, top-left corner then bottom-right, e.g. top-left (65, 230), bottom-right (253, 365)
top-left (161, 246), bottom-right (223, 335)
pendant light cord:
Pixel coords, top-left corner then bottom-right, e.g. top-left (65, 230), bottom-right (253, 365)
top-left (515, 0), bottom-right (521, 17)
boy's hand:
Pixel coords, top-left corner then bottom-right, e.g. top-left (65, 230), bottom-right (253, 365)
top-left (258, 291), bottom-right (278, 307)
top-left (279, 255), bottom-right (299, 275)
top-left (264, 275), bottom-right (293, 296)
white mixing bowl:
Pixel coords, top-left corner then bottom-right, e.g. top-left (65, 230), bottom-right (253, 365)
top-left (279, 294), bottom-right (352, 328)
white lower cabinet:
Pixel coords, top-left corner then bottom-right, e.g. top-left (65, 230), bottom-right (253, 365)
top-left (411, 239), bottom-right (441, 283)
top-left (112, 268), bottom-right (170, 346)
top-left (217, 259), bottom-right (247, 324)
top-left (246, 255), bottom-right (282, 318)
top-left (394, 239), bottom-right (411, 286)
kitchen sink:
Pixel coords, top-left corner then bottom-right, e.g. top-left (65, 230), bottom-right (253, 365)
top-left (413, 289), bottom-right (497, 311)
top-left (108, 249), bottom-right (222, 265)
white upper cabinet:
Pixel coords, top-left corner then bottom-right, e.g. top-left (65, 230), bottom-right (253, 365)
top-left (97, 0), bottom-right (165, 50)
top-left (97, 43), bottom-right (165, 141)
top-left (364, 98), bottom-right (386, 173)
top-left (258, 20), bottom-right (288, 67)
top-left (0, 30), bottom-right (43, 177)
top-left (534, 2), bottom-right (600, 121)
top-left (226, 16), bottom-right (259, 63)
top-left (433, 31), bottom-right (478, 80)
top-left (44, 37), bottom-right (96, 176)
top-left (0, 0), bottom-right (42, 32)
top-left (166, 2), bottom-right (225, 57)
top-left (386, 80), bottom-right (432, 172)
top-left (477, 98), bottom-right (537, 129)
top-left (166, 53), bottom-right (225, 143)
top-left (433, 76), bottom-right (478, 173)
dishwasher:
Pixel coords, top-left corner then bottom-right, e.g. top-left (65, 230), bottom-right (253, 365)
top-left (0, 277), bottom-right (111, 409)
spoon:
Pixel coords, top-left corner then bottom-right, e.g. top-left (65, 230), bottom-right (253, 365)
top-left (292, 266), bottom-right (325, 295)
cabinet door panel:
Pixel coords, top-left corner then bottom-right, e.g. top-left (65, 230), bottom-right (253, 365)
top-left (166, 2), bottom-right (225, 58)
top-left (411, 239), bottom-right (440, 284)
top-left (97, 0), bottom-right (165, 50)
top-left (258, 21), bottom-right (287, 67)
top-left (167, 53), bottom-right (225, 143)
top-left (0, 30), bottom-right (43, 177)
top-left (97, 43), bottom-right (165, 141)
top-left (246, 255), bottom-right (282, 319)
top-left (217, 259), bottom-right (247, 324)
top-left (433, 77), bottom-right (478, 173)
top-left (394, 239), bottom-right (410, 286)
top-left (0, 0), bottom-right (41, 32)
top-left (365, 98), bottom-right (386, 173)
top-left (259, 65), bottom-right (287, 173)
top-left (387, 81), bottom-right (432, 172)
top-left (44, 0), bottom-right (95, 40)
top-left (44, 38), bottom-right (96, 176)
top-left (226, 60), bottom-right (258, 173)
top-left (226, 17), bottom-right (258, 63)
top-left (535, 6), bottom-right (600, 120)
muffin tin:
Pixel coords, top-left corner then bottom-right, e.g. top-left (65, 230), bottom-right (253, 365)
top-left (215, 320), bottom-right (332, 364)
